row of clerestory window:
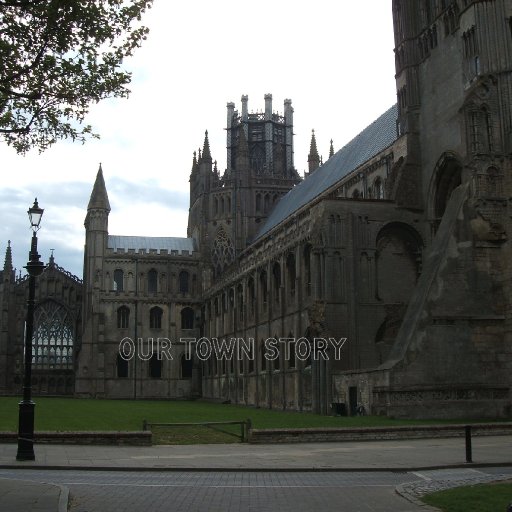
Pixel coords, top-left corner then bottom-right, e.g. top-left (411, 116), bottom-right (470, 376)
top-left (117, 306), bottom-right (195, 330)
top-left (113, 269), bottom-right (190, 294)
top-left (209, 246), bottom-right (313, 323)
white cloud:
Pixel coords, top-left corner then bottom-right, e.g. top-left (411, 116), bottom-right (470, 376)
top-left (0, 0), bottom-right (395, 278)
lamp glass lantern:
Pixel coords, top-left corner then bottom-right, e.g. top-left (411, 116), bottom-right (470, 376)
top-left (28, 199), bottom-right (44, 232)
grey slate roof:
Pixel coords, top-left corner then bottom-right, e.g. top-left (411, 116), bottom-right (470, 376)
top-left (255, 104), bottom-right (398, 241)
top-left (108, 235), bottom-right (195, 254)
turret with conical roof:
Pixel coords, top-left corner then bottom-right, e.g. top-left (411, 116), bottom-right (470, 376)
top-left (87, 164), bottom-right (110, 213)
top-left (83, 165), bottom-right (110, 319)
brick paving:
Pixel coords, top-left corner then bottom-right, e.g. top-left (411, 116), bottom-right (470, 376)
top-left (0, 436), bottom-right (511, 511)
top-left (1, 470), bottom-right (424, 512)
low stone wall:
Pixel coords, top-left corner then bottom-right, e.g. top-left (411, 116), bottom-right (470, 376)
top-left (249, 423), bottom-right (512, 444)
top-left (0, 431), bottom-right (152, 446)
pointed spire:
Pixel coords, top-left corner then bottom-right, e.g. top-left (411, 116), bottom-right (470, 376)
top-left (88, 164), bottom-right (111, 212)
top-left (198, 147), bottom-right (202, 163)
top-left (329, 139), bottom-right (334, 159)
top-left (49, 248), bottom-right (55, 267)
top-left (202, 130), bottom-right (212, 162)
top-left (191, 151), bottom-right (198, 173)
top-left (3, 240), bottom-right (12, 273)
top-left (308, 129), bottom-right (320, 173)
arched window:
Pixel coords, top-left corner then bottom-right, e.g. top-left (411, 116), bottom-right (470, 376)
top-left (286, 253), bottom-right (296, 297)
top-left (274, 337), bottom-right (280, 371)
top-left (117, 306), bottom-right (130, 329)
top-left (116, 354), bottom-right (128, 378)
top-left (32, 300), bottom-right (74, 369)
top-left (260, 342), bottom-right (267, 371)
top-left (376, 223), bottom-right (423, 303)
top-left (288, 334), bottom-right (296, 369)
top-left (272, 262), bottom-right (281, 304)
top-left (304, 244), bottom-right (312, 296)
top-left (149, 353), bottom-right (162, 379)
top-left (248, 277), bottom-right (255, 316)
top-left (181, 354), bottom-right (193, 379)
top-left (150, 306), bottom-right (163, 329)
top-left (113, 269), bottom-right (124, 292)
top-left (181, 307), bottom-right (194, 329)
top-left (352, 189), bottom-right (360, 199)
top-left (237, 283), bottom-right (243, 322)
top-left (148, 269), bottom-right (158, 294)
top-left (374, 178), bottom-right (384, 199)
top-left (179, 270), bottom-right (189, 293)
top-left (211, 227), bottom-right (235, 276)
top-left (259, 270), bottom-right (268, 311)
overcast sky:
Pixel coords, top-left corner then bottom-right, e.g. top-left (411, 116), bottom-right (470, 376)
top-left (0, 0), bottom-right (396, 279)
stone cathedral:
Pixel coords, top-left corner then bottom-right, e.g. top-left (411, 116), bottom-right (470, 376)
top-left (2, 0), bottom-right (512, 418)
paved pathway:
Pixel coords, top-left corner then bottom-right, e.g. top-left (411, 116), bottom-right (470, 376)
top-left (1, 435), bottom-right (511, 470)
top-left (0, 469), bottom-right (425, 512)
top-left (0, 436), bottom-right (510, 511)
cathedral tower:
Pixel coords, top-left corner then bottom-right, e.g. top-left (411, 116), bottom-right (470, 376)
top-left (188, 95), bottom-right (301, 278)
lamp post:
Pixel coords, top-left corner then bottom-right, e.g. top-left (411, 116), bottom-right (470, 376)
top-left (16, 199), bottom-right (45, 461)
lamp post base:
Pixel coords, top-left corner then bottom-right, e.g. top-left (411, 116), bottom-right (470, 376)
top-left (16, 400), bottom-right (35, 461)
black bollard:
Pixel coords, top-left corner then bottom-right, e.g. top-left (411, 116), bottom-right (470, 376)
top-left (465, 425), bottom-right (472, 463)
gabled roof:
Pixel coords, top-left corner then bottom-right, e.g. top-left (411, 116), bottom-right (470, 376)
top-left (108, 236), bottom-right (195, 254)
top-left (255, 104), bottom-right (398, 240)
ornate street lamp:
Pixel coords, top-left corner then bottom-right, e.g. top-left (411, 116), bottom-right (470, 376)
top-left (16, 199), bottom-right (45, 461)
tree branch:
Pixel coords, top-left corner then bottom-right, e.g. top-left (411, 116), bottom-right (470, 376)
top-left (0, 85), bottom-right (42, 100)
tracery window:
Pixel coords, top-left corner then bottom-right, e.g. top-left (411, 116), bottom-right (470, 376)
top-left (32, 300), bottom-right (74, 369)
top-left (211, 227), bottom-right (235, 276)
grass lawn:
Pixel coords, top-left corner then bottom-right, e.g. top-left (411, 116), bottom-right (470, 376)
top-left (0, 397), bottom-right (506, 444)
top-left (422, 481), bottom-right (512, 512)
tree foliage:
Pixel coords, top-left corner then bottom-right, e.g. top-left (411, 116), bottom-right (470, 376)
top-left (0, 0), bottom-right (153, 153)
